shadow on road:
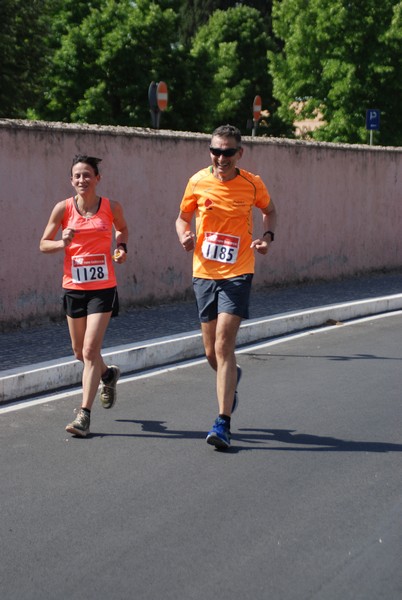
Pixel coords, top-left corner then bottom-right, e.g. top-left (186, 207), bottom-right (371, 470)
top-left (235, 428), bottom-right (402, 452)
top-left (89, 420), bottom-right (402, 453)
top-left (247, 352), bottom-right (402, 363)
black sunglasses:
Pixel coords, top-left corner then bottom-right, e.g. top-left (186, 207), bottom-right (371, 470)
top-left (209, 147), bottom-right (240, 157)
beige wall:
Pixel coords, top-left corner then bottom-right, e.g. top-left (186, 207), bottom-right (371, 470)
top-left (1, 119), bottom-right (401, 327)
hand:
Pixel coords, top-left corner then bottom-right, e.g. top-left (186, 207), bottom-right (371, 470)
top-left (62, 227), bottom-right (75, 247)
top-left (113, 248), bottom-right (127, 263)
top-left (181, 231), bottom-right (195, 252)
top-left (250, 238), bottom-right (269, 255)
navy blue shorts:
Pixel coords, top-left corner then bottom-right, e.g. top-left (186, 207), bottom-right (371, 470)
top-left (193, 274), bottom-right (253, 322)
top-left (62, 287), bottom-right (119, 319)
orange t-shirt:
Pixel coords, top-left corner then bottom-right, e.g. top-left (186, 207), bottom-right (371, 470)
top-left (180, 167), bottom-right (271, 279)
top-left (61, 196), bottom-right (117, 290)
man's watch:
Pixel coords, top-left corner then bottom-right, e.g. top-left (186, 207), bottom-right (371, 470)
top-left (263, 230), bottom-right (275, 242)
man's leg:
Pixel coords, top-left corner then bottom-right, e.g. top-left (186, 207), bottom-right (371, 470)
top-left (201, 312), bottom-right (241, 416)
top-left (214, 312), bottom-right (242, 416)
top-left (201, 319), bottom-right (217, 370)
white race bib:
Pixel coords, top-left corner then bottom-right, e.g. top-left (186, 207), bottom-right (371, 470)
top-left (71, 254), bottom-right (109, 283)
top-left (202, 232), bottom-right (240, 264)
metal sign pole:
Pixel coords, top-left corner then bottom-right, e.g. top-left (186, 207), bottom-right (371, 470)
top-left (252, 95), bottom-right (262, 137)
top-left (148, 81), bottom-right (158, 128)
top-left (252, 120), bottom-right (258, 137)
top-left (148, 81), bottom-right (168, 129)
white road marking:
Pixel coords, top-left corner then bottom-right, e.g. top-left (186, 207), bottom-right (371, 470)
top-left (1, 311), bottom-right (400, 414)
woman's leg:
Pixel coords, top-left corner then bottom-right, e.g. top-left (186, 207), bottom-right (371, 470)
top-left (66, 315), bottom-right (86, 363)
top-left (67, 312), bottom-right (111, 410)
top-left (81, 312), bottom-right (112, 410)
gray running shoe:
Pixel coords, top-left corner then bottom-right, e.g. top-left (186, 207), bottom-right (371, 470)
top-left (65, 409), bottom-right (90, 437)
top-left (99, 365), bottom-right (120, 409)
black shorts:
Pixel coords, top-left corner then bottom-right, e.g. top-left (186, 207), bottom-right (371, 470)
top-left (62, 287), bottom-right (119, 319)
top-left (193, 274), bottom-right (253, 322)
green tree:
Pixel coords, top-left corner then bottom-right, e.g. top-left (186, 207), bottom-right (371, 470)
top-left (190, 5), bottom-right (287, 135)
top-left (269, 0), bottom-right (402, 145)
top-left (0, 0), bottom-right (52, 117)
top-left (35, 0), bottom-right (182, 126)
top-left (178, 0), bottom-right (273, 46)
top-left (20, 0), bottom-right (286, 134)
top-left (178, 0), bottom-right (234, 46)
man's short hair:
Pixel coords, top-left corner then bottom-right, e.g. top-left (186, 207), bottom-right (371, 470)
top-left (211, 124), bottom-right (242, 145)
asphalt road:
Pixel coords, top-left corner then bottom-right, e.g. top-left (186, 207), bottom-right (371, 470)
top-left (1, 313), bottom-right (402, 600)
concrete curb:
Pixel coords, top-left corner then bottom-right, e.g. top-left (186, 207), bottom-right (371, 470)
top-left (2, 294), bottom-right (402, 404)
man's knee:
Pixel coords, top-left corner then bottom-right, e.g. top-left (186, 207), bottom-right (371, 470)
top-left (215, 336), bottom-right (236, 361)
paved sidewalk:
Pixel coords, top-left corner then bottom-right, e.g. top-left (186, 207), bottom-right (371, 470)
top-left (1, 270), bottom-right (402, 403)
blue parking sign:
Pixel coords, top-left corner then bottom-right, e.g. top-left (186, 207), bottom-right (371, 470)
top-left (366, 109), bottom-right (380, 130)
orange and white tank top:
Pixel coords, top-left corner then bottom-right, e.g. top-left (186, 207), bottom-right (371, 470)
top-left (61, 196), bottom-right (117, 290)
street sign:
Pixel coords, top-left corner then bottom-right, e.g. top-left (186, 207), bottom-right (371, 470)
top-left (157, 81), bottom-right (168, 112)
top-left (366, 109), bottom-right (380, 131)
top-left (148, 81), bottom-right (158, 110)
top-left (148, 81), bottom-right (168, 128)
top-left (253, 95), bottom-right (262, 122)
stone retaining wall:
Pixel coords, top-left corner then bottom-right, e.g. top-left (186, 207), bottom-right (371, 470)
top-left (0, 119), bottom-right (401, 327)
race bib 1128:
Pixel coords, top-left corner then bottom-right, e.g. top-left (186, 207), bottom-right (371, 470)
top-left (71, 254), bottom-right (109, 283)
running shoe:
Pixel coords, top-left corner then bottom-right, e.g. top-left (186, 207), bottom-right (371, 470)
top-left (65, 409), bottom-right (90, 437)
top-left (231, 365), bottom-right (242, 414)
top-left (206, 417), bottom-right (231, 449)
top-left (99, 365), bottom-right (120, 409)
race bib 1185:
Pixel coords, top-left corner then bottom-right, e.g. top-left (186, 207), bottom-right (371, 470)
top-left (201, 232), bottom-right (240, 264)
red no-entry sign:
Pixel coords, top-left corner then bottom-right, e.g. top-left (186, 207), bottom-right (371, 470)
top-left (157, 82), bottom-right (168, 111)
top-left (253, 95), bottom-right (262, 121)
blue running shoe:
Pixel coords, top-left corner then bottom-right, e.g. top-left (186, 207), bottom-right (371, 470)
top-left (206, 417), bottom-right (231, 449)
top-left (231, 365), bottom-right (242, 414)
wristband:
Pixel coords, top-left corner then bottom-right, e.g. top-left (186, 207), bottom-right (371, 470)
top-left (263, 230), bottom-right (275, 242)
top-left (117, 243), bottom-right (127, 253)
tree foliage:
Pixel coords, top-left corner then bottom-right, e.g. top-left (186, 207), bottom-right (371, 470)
top-left (190, 5), bottom-right (287, 135)
top-left (35, 0), bottom-right (181, 126)
top-left (1, 0), bottom-right (400, 144)
top-left (269, 0), bottom-right (402, 145)
top-left (178, 0), bottom-right (232, 46)
top-left (0, 0), bottom-right (52, 118)
top-left (31, 0), bottom-right (282, 134)
top-left (178, 1), bottom-right (273, 46)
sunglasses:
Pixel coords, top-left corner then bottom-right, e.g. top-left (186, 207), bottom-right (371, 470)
top-left (209, 147), bottom-right (240, 157)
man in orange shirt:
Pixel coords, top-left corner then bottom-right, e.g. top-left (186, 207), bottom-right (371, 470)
top-left (176, 124), bottom-right (277, 449)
